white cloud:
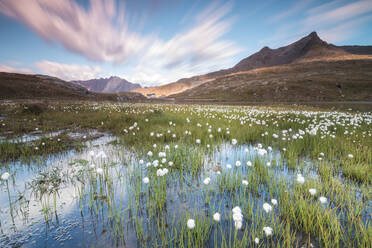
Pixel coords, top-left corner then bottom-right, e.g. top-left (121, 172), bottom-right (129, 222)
top-left (263, 0), bottom-right (372, 48)
top-left (0, 0), bottom-right (241, 86)
top-left (0, 64), bottom-right (33, 74)
top-left (129, 2), bottom-right (241, 86)
top-left (303, 0), bottom-right (372, 27)
top-left (318, 14), bottom-right (372, 43)
top-left (0, 0), bottom-right (148, 63)
top-left (35, 61), bottom-right (102, 81)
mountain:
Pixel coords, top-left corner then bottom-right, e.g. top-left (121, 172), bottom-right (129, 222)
top-left (0, 72), bottom-right (146, 102)
top-left (72, 76), bottom-right (141, 93)
top-left (170, 56), bottom-right (372, 102)
top-left (132, 32), bottom-right (371, 97)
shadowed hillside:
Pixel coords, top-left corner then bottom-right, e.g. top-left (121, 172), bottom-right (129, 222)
top-left (72, 76), bottom-right (141, 93)
top-left (171, 56), bottom-right (372, 102)
top-left (0, 72), bottom-right (146, 102)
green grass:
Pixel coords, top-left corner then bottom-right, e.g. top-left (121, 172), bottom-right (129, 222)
top-left (0, 101), bottom-right (371, 247)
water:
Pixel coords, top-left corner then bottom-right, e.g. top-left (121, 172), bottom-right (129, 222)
top-left (0, 136), bottom-right (369, 247)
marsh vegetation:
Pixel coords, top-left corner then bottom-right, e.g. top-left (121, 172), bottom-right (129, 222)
top-left (0, 102), bottom-right (371, 247)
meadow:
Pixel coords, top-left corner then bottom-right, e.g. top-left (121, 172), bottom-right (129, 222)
top-left (0, 102), bottom-right (371, 247)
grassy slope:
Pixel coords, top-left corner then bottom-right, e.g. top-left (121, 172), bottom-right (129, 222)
top-left (171, 57), bottom-right (372, 102)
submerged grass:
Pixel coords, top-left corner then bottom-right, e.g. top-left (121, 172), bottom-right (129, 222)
top-left (0, 101), bottom-right (371, 247)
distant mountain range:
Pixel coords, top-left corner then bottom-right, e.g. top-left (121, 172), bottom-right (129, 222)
top-left (0, 72), bottom-right (145, 102)
top-left (72, 76), bottom-right (141, 93)
top-left (132, 32), bottom-right (372, 98)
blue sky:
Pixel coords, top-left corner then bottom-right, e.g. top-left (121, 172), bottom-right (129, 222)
top-left (0, 0), bottom-right (372, 86)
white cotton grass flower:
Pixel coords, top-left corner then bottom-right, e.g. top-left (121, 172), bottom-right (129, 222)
top-left (319, 196), bottom-right (327, 204)
top-left (348, 154), bottom-right (353, 158)
top-left (1, 172), bottom-right (10, 181)
top-left (231, 138), bottom-right (237, 145)
top-left (89, 163), bottom-right (96, 169)
top-left (263, 226), bottom-right (273, 237)
top-left (147, 151), bottom-right (153, 157)
top-left (235, 160), bottom-right (241, 167)
top-left (159, 152), bottom-right (166, 157)
top-left (309, 188), bottom-right (317, 195)
top-left (187, 219), bottom-right (195, 229)
top-left (96, 168), bottom-right (104, 175)
top-left (263, 203), bottom-right (272, 213)
top-left (246, 161), bottom-right (252, 167)
top-left (156, 168), bottom-right (169, 177)
top-left (244, 148), bottom-right (249, 152)
top-left (213, 212), bottom-right (221, 222)
top-left (196, 139), bottom-right (201, 144)
top-left (296, 174), bottom-right (305, 184)
top-left (203, 177), bottom-right (211, 185)
top-left (257, 148), bottom-right (267, 156)
top-left (226, 164), bottom-right (232, 169)
top-left (242, 180), bottom-right (248, 186)
top-left (142, 177), bottom-right (149, 184)
top-left (271, 199), bottom-right (278, 206)
top-left (254, 237), bottom-right (259, 244)
top-left (139, 159), bottom-right (144, 164)
top-left (266, 162), bottom-right (271, 167)
top-left (232, 206), bottom-right (243, 229)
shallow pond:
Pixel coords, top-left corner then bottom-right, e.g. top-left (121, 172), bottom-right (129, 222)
top-left (0, 135), bottom-right (370, 247)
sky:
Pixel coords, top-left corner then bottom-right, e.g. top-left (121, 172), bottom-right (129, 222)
top-left (0, 0), bottom-right (371, 86)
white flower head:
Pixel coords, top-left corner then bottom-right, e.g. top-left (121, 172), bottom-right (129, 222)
top-left (213, 212), bottom-right (221, 222)
top-left (296, 174), bottom-right (305, 184)
top-left (309, 188), bottom-right (317, 195)
top-left (143, 177), bottom-right (149, 184)
top-left (263, 226), bottom-right (273, 237)
top-left (319, 196), bottom-right (327, 204)
top-left (96, 168), bottom-right (104, 175)
top-left (263, 203), bottom-right (272, 213)
top-left (1, 172), bottom-right (10, 181)
top-left (203, 177), bottom-right (211, 185)
top-left (187, 219), bottom-right (195, 229)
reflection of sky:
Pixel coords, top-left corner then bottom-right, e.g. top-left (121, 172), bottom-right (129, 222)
top-left (0, 135), bottom-right (120, 247)
top-left (0, 139), bottom-right (331, 247)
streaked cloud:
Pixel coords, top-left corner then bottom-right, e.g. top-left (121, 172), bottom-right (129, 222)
top-left (303, 0), bottom-right (372, 27)
top-left (269, 0), bottom-right (315, 22)
top-left (0, 0), bottom-right (240, 85)
top-left (0, 0), bottom-right (148, 63)
top-left (264, 0), bottom-right (372, 47)
top-left (35, 61), bottom-right (102, 81)
top-left (0, 64), bottom-right (33, 74)
top-left (318, 14), bottom-right (372, 43)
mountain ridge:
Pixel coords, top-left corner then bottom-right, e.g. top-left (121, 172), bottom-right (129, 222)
top-left (132, 32), bottom-right (372, 97)
top-left (72, 76), bottom-right (141, 93)
top-left (0, 72), bottom-right (145, 102)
